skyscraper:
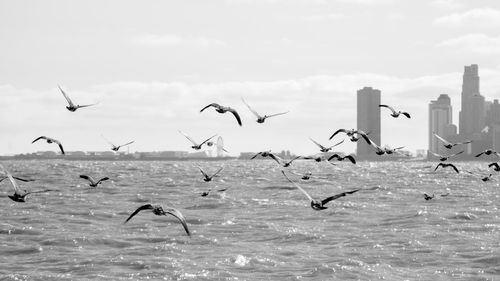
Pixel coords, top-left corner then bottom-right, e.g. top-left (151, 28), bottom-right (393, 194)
top-left (357, 87), bottom-right (380, 158)
top-left (428, 94), bottom-right (455, 155)
top-left (459, 64), bottom-right (483, 136)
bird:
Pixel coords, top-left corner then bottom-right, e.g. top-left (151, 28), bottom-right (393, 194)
top-left (328, 153), bottom-right (356, 164)
top-left (433, 133), bottom-right (472, 149)
top-left (303, 154), bottom-right (331, 162)
top-left (102, 135), bottom-right (134, 152)
top-left (201, 187), bottom-right (228, 197)
top-left (282, 171), bottom-right (359, 210)
top-left (379, 104), bottom-right (411, 118)
top-left (124, 204), bottom-right (190, 237)
top-left (58, 84), bottom-right (98, 112)
top-left (301, 172), bottom-right (312, 180)
top-left (329, 129), bottom-right (372, 145)
top-left (0, 164), bottom-right (54, 203)
top-left (423, 193), bottom-right (434, 200)
top-left (273, 155), bottom-right (302, 167)
top-left (475, 149), bottom-right (500, 158)
top-left (242, 98), bottom-right (289, 123)
top-left (428, 150), bottom-right (464, 161)
top-left (488, 162), bottom-right (500, 171)
top-left (250, 150), bottom-right (280, 162)
top-left (179, 131), bottom-right (217, 150)
top-left (384, 146), bottom-right (405, 155)
top-left (482, 174), bottom-right (493, 182)
top-left (0, 176), bottom-right (34, 183)
top-left (32, 136), bottom-right (65, 155)
top-left (434, 163), bottom-right (459, 173)
top-left (198, 166), bottom-right (224, 182)
top-left (79, 175), bottom-right (110, 187)
top-left (200, 103), bottom-right (242, 126)
top-left (310, 138), bottom-right (344, 153)
top-left (368, 141), bottom-right (385, 155)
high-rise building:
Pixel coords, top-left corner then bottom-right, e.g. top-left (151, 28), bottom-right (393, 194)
top-left (459, 64), bottom-right (482, 136)
top-left (357, 87), bottom-right (381, 158)
top-left (428, 94), bottom-right (455, 155)
top-left (216, 136), bottom-right (224, 157)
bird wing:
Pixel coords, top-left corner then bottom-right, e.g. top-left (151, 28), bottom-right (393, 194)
top-left (281, 171), bottom-right (313, 202)
top-left (25, 189), bottom-right (56, 195)
top-left (379, 104), bottom-right (396, 114)
top-left (211, 167), bottom-right (224, 178)
top-left (57, 142), bottom-right (65, 155)
top-left (164, 207), bottom-right (191, 237)
top-left (329, 129), bottom-right (347, 140)
top-left (76, 103), bottom-right (98, 109)
top-left (200, 135), bottom-right (217, 146)
top-left (345, 155), bottom-right (356, 164)
top-left (433, 133), bottom-right (451, 145)
top-left (449, 164), bottom-right (459, 173)
top-left (119, 141), bottom-right (135, 147)
top-left (428, 150), bottom-right (441, 157)
top-left (198, 167), bottom-right (209, 178)
top-left (488, 162), bottom-right (500, 169)
top-left (228, 108), bottom-right (242, 126)
top-left (241, 98), bottom-right (262, 118)
top-left (328, 139), bottom-right (345, 149)
top-left (80, 175), bottom-right (96, 185)
top-left (0, 166), bottom-right (21, 193)
top-left (451, 150), bottom-right (464, 157)
top-left (401, 112), bottom-right (411, 118)
top-left (97, 177), bottom-right (110, 184)
top-left (58, 85), bottom-right (75, 107)
top-left (250, 152), bottom-right (262, 159)
top-left (321, 189), bottom-right (360, 206)
top-left (178, 131), bottom-right (198, 146)
top-left (32, 136), bottom-right (46, 143)
top-left (458, 140), bottom-right (472, 145)
top-left (309, 138), bottom-right (326, 150)
top-left (288, 155), bottom-right (302, 164)
top-left (327, 154), bottom-right (340, 161)
top-left (475, 152), bottom-right (484, 157)
top-left (124, 204), bottom-right (153, 223)
top-left (434, 163), bottom-right (444, 171)
top-left (200, 103), bottom-right (217, 112)
top-left (356, 131), bottom-right (372, 145)
top-left (267, 153), bottom-right (283, 165)
top-left (101, 134), bottom-right (116, 147)
top-left (265, 111), bottom-right (289, 118)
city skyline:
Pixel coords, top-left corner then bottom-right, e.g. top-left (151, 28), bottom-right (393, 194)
top-left (1, 1), bottom-right (500, 156)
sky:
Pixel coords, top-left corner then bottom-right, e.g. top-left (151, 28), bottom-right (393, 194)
top-left (1, 0), bottom-right (500, 156)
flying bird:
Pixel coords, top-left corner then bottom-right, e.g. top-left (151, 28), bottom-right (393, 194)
top-left (329, 129), bottom-right (372, 145)
top-left (273, 155), bottom-right (302, 167)
top-left (250, 150), bottom-right (280, 162)
top-left (79, 175), bottom-right (110, 187)
top-left (58, 84), bottom-right (98, 112)
top-left (310, 138), bottom-right (344, 153)
top-left (32, 136), bottom-right (65, 155)
top-left (282, 171), bottom-right (359, 210)
top-left (488, 162), bottom-right (500, 171)
top-left (200, 103), bottom-right (242, 126)
top-left (482, 174), bottom-right (493, 182)
top-left (198, 166), bottom-right (224, 182)
top-left (179, 131), bottom-right (217, 150)
top-left (328, 153), bottom-right (356, 164)
top-left (384, 146), bottom-right (405, 155)
top-left (124, 204), bottom-right (190, 237)
top-left (434, 163), bottom-right (459, 173)
top-left (475, 149), bottom-right (500, 158)
top-left (102, 136), bottom-right (134, 151)
top-left (242, 98), bottom-right (289, 123)
top-left (423, 193), bottom-right (434, 200)
top-left (428, 150), bottom-right (464, 161)
top-left (433, 133), bottom-right (472, 149)
top-left (201, 187), bottom-right (228, 197)
top-left (301, 172), bottom-right (312, 180)
top-left (379, 104), bottom-right (411, 118)
top-left (0, 165), bottom-right (54, 203)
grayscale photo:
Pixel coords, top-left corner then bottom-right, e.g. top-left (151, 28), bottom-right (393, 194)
top-left (1, 0), bottom-right (499, 280)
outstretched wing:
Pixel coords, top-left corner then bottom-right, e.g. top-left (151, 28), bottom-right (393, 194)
top-left (356, 131), bottom-right (372, 145)
top-left (266, 111), bottom-right (289, 118)
top-left (451, 150), bottom-right (464, 157)
top-left (200, 103), bottom-right (218, 112)
top-left (267, 153), bottom-right (283, 166)
top-left (281, 171), bottom-right (313, 202)
top-left (124, 204), bottom-right (153, 223)
top-left (119, 141), bottom-right (135, 147)
top-left (164, 207), bottom-right (191, 237)
top-left (228, 108), bottom-right (242, 126)
top-left (448, 163), bottom-right (459, 173)
top-left (97, 177), bottom-right (110, 184)
top-left (211, 167), bottom-right (224, 178)
top-left (32, 136), bottom-right (46, 143)
top-left (328, 139), bottom-right (345, 149)
top-left (80, 175), bottom-right (96, 185)
top-left (198, 166), bottom-right (209, 178)
top-left (200, 135), bottom-right (217, 146)
top-left (25, 189), bottom-right (56, 195)
top-left (329, 129), bottom-right (347, 140)
top-left (428, 150), bottom-right (441, 157)
top-left (76, 103), bottom-right (98, 109)
top-left (250, 152), bottom-right (262, 159)
top-left (488, 162), bottom-right (500, 170)
top-left (379, 104), bottom-right (396, 114)
top-left (58, 84), bottom-right (75, 107)
top-left (321, 189), bottom-right (360, 206)
top-left (0, 166), bottom-right (21, 193)
top-left (344, 155), bottom-right (356, 164)
top-left (178, 130), bottom-right (198, 146)
top-left (433, 133), bottom-right (451, 145)
top-left (241, 98), bottom-right (262, 118)
top-left (401, 112), bottom-right (411, 118)
top-left (56, 141), bottom-right (65, 155)
top-left (309, 138), bottom-right (326, 150)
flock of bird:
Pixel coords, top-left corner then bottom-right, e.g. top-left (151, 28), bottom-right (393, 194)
top-left (1, 88), bottom-right (499, 238)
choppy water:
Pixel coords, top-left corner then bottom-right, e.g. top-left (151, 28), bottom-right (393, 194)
top-left (0, 160), bottom-right (499, 280)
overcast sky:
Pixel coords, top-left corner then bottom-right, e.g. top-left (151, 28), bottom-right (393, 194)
top-left (1, 0), bottom-right (500, 156)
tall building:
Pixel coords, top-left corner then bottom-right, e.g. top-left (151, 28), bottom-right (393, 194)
top-left (216, 136), bottom-right (224, 157)
top-left (428, 94), bottom-right (455, 155)
top-left (357, 87), bottom-right (381, 158)
top-left (459, 64), bottom-right (483, 136)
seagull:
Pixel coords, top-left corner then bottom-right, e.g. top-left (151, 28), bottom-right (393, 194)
top-left (102, 135), bottom-right (134, 152)
top-left (282, 171), bottom-right (359, 210)
top-left (79, 175), bottom-right (110, 187)
top-left (200, 103), bottom-right (242, 126)
top-left (482, 174), bottom-right (493, 182)
top-left (250, 150), bottom-right (280, 162)
top-left (242, 98), bottom-right (289, 123)
top-left (303, 154), bottom-right (332, 162)
top-left (198, 166), bottom-right (224, 182)
top-left (58, 84), bottom-right (98, 112)
top-left (384, 146), bottom-right (405, 155)
top-left (32, 136), bottom-right (65, 155)
top-left (379, 104), bottom-right (411, 118)
top-left (488, 162), bottom-right (500, 171)
top-left (433, 133), bottom-right (472, 149)
top-left (179, 131), bottom-right (217, 150)
top-left (428, 150), bottom-right (464, 161)
top-left (310, 138), bottom-right (344, 153)
top-left (328, 153), bottom-right (356, 164)
top-left (273, 155), bottom-right (302, 167)
top-left (423, 193), bottom-right (434, 200)
top-left (124, 204), bottom-right (190, 237)
top-left (301, 172), bottom-right (312, 180)
top-left (434, 163), bottom-right (459, 173)
top-left (201, 187), bottom-right (228, 197)
top-left (329, 129), bottom-right (372, 145)
top-left (475, 149), bottom-right (500, 158)
top-left (0, 165), bottom-right (54, 203)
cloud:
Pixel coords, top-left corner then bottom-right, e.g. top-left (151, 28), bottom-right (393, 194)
top-left (431, 0), bottom-right (464, 10)
top-left (436, 34), bottom-right (500, 55)
top-left (434, 8), bottom-right (500, 28)
top-left (133, 34), bottom-right (227, 48)
top-left (302, 13), bottom-right (348, 22)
